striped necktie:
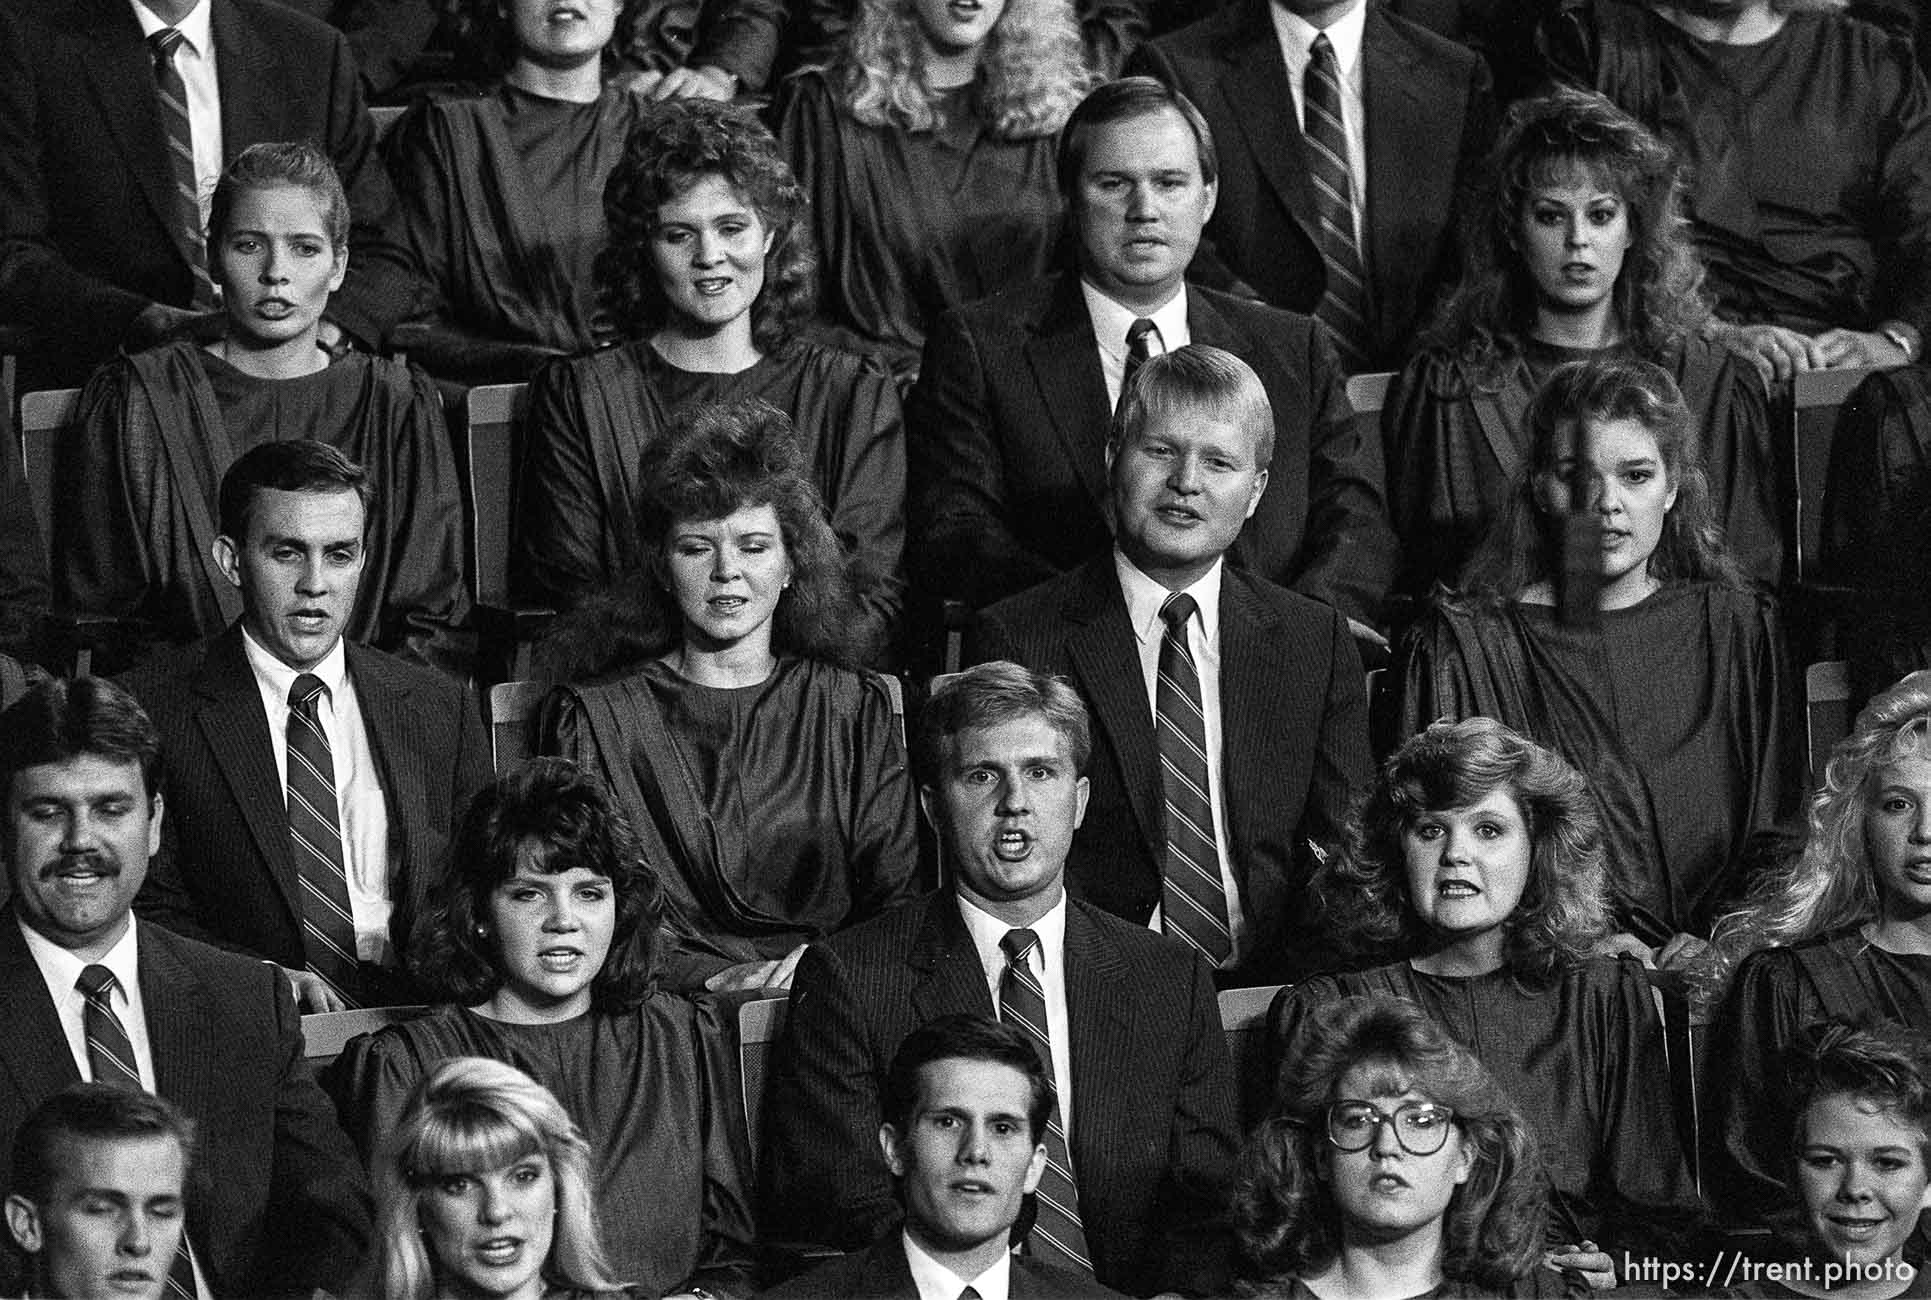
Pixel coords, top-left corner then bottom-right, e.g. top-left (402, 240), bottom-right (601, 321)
top-left (287, 674), bottom-right (364, 1007)
top-left (76, 967), bottom-right (202, 1300)
top-left (1155, 593), bottom-right (1231, 963)
top-left (146, 29), bottom-right (216, 310)
top-left (1304, 32), bottom-right (1371, 372)
top-left (997, 929), bottom-right (1093, 1276)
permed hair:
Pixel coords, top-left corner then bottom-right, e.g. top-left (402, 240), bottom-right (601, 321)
top-left (1699, 670), bottom-right (1931, 1008)
top-left (1109, 343), bottom-right (1275, 470)
top-left (407, 758), bottom-right (663, 1014)
top-left (834, 0), bottom-right (1092, 140)
top-left (595, 99), bottom-right (816, 349)
top-left (914, 660), bottom-right (1091, 784)
top-left (1236, 997), bottom-right (1547, 1291)
top-left (0, 676), bottom-right (163, 806)
top-left (1314, 717), bottom-right (1614, 983)
top-left (373, 1057), bottom-right (621, 1300)
top-left (1055, 76), bottom-right (1218, 195)
top-left (207, 140), bottom-right (351, 251)
top-left (1785, 1019), bottom-right (1931, 1162)
top-left (217, 439), bottom-right (374, 541)
top-left (883, 1013), bottom-right (1054, 1142)
top-left (10, 1083), bottom-right (195, 1205)
top-left (1421, 86), bottom-right (1707, 391)
top-left (1459, 356), bottom-right (1746, 601)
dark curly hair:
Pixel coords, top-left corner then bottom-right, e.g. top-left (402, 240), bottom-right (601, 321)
top-left (595, 98), bottom-right (816, 349)
top-left (1459, 356), bottom-right (1746, 602)
top-left (408, 757), bottom-right (662, 1013)
top-left (1314, 717), bottom-right (1613, 985)
top-left (536, 398), bottom-right (865, 678)
top-left (1422, 86), bottom-right (1708, 392)
top-left (1235, 996), bottom-right (1548, 1292)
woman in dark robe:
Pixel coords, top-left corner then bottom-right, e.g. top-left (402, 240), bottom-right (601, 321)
top-left (337, 758), bottom-right (756, 1300)
top-left (778, 0), bottom-right (1092, 385)
top-left (53, 142), bottom-right (469, 676)
top-left (1539, 0), bottom-right (1931, 383)
top-left (1387, 86), bottom-right (1778, 595)
top-left (515, 98), bottom-right (905, 662)
top-left (1698, 669), bottom-right (1931, 1233)
top-left (1396, 356), bottom-right (1797, 956)
top-left (1270, 717), bottom-right (1701, 1278)
top-left (535, 398), bottom-right (921, 994)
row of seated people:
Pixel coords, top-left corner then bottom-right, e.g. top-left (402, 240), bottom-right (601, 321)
top-left (5, 652), bottom-right (1931, 1298)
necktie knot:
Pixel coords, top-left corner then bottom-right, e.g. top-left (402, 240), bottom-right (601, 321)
top-left (1160, 592), bottom-right (1197, 634)
top-left (148, 27), bottom-right (185, 69)
top-left (1310, 30), bottom-right (1335, 66)
top-left (1126, 317), bottom-right (1158, 356)
top-left (290, 673), bottom-right (327, 712)
top-left (1000, 928), bottom-right (1040, 966)
top-left (77, 964), bottom-right (119, 1000)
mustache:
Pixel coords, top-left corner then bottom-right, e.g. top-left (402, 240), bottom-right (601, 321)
top-left (37, 854), bottom-right (121, 882)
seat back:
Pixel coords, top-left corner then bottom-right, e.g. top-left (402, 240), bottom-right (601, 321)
top-left (487, 679), bottom-right (548, 774)
top-left (1346, 371), bottom-right (1393, 455)
top-left (1805, 659), bottom-right (1853, 787)
top-left (739, 993), bottom-right (789, 1175)
top-left (370, 104), bottom-right (407, 141)
top-left (19, 388), bottom-right (79, 560)
top-left (1790, 366), bottom-right (1876, 583)
top-left (301, 1005), bottom-right (431, 1065)
top-left (460, 384), bottom-right (529, 604)
top-left (1219, 983), bottom-right (1285, 1130)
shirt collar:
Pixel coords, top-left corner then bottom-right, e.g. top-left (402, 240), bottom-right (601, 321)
top-left (129, 0), bottom-right (213, 56)
top-left (956, 889), bottom-right (1069, 980)
top-left (902, 1229), bottom-right (1012, 1300)
top-left (19, 913), bottom-right (142, 1004)
top-left (241, 623), bottom-right (350, 707)
top-left (1114, 549), bottom-right (1223, 651)
top-left (1272, 0), bottom-right (1367, 76)
top-left (1081, 279), bottom-right (1189, 363)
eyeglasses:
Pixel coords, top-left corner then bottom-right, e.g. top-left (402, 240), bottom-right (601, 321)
top-left (1325, 1100), bottom-right (1458, 1156)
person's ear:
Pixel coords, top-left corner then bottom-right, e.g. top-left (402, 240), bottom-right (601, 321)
top-left (880, 1123), bottom-right (909, 1178)
top-left (1072, 775), bottom-right (1090, 829)
top-left (4, 1194), bottom-right (42, 1254)
top-left (327, 245), bottom-right (347, 294)
top-left (146, 791), bottom-right (165, 861)
top-left (1452, 1134), bottom-right (1475, 1186)
top-left (1245, 466), bottom-right (1269, 520)
top-left (213, 534), bottom-right (242, 592)
top-left (1200, 176), bottom-right (1218, 226)
top-left (1022, 1141), bottom-right (1047, 1195)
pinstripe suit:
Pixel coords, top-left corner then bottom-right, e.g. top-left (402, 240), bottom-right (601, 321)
top-left (760, 891), bottom-right (1240, 1298)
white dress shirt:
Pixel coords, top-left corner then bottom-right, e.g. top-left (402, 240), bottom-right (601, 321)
top-left (1271, 0), bottom-right (1370, 251)
top-left (129, 0), bottom-right (223, 233)
top-left (242, 628), bottom-right (396, 965)
top-left (903, 1229), bottom-right (1013, 1300)
top-left (957, 891), bottom-right (1075, 1143)
top-left (1081, 279), bottom-right (1192, 412)
top-left (1113, 551), bottom-right (1249, 967)
top-left (21, 916), bottom-right (158, 1090)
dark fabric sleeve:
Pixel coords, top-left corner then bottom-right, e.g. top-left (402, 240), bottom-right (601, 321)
top-left (1153, 950), bottom-right (1242, 1298)
top-left (906, 307), bottom-right (1062, 606)
top-left (758, 943), bottom-right (900, 1249)
top-left (512, 357), bottom-right (616, 610)
top-left (332, 0), bottom-right (440, 99)
top-left (137, 827), bottom-right (230, 953)
top-left (0, 406), bottom-right (48, 658)
top-left (1698, 346), bottom-right (1783, 586)
top-left (1588, 958), bottom-right (1702, 1258)
top-left (54, 361), bottom-right (160, 629)
top-left (825, 353), bottom-right (907, 662)
top-left (689, 0), bottom-right (785, 91)
top-left (449, 683), bottom-right (494, 827)
top-left (1079, 0), bottom-right (1149, 79)
top-left (1264, 976), bottom-right (1341, 1098)
top-left (318, 25), bottom-right (423, 351)
top-left (1392, 608), bottom-right (1481, 744)
top-left (379, 366), bottom-right (474, 676)
top-left (1305, 604), bottom-right (1372, 856)
top-left (1535, 0), bottom-right (1605, 94)
top-left (1382, 353), bottom-right (1485, 598)
top-left (1743, 591), bottom-right (1803, 847)
top-left (1872, 33), bottom-right (1931, 339)
top-left (330, 1026), bottom-right (430, 1167)
top-left (846, 675), bottom-right (923, 918)
top-left (1288, 322), bottom-right (1397, 625)
top-left (1704, 950), bottom-right (1806, 1228)
top-left (687, 996), bottom-right (761, 1300)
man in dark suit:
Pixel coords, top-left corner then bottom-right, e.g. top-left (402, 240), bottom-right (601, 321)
top-left (0, 674), bottom-right (370, 1297)
top-left (762, 662), bottom-right (1240, 1298)
top-left (1129, 0), bottom-right (1494, 371)
top-left (0, 0), bottom-right (418, 386)
top-left (125, 441), bottom-right (490, 1009)
top-left (764, 1014), bottom-right (1122, 1300)
top-left (970, 347), bottom-right (1369, 987)
top-left (907, 76), bottom-right (1394, 629)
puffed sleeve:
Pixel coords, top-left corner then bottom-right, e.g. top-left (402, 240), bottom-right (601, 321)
top-left (779, 76), bottom-right (858, 346)
top-left (377, 362), bottom-right (475, 677)
top-left (513, 356), bottom-right (620, 610)
top-left (1383, 351), bottom-right (1493, 599)
top-left (1265, 974), bottom-right (1346, 1101)
top-left (817, 351), bottom-right (907, 663)
top-left (55, 358), bottom-right (156, 630)
top-left (327, 1025), bottom-right (433, 1167)
top-left (685, 996), bottom-right (759, 1299)
top-left (1392, 603), bottom-right (1487, 745)
top-left (1704, 947), bottom-right (1811, 1228)
top-left (846, 673), bottom-right (924, 912)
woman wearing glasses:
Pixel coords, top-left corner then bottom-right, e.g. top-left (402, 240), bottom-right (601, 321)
top-left (1237, 996), bottom-right (1567, 1298)
top-left (1270, 717), bottom-right (1701, 1279)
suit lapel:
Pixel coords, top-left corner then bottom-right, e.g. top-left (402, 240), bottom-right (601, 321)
top-left (344, 643), bottom-right (417, 908)
top-left (910, 895), bottom-right (998, 1025)
top-left (193, 627), bottom-right (303, 926)
top-left (0, 914), bottom-right (81, 1108)
top-left (1215, 574), bottom-right (1286, 892)
top-left (1022, 277), bottom-right (1114, 516)
top-left (1221, 1), bottom-right (1318, 249)
top-left (855, 1234), bottom-right (919, 1299)
top-left (1362, 7), bottom-right (1429, 317)
top-left (134, 925), bottom-right (210, 1113)
top-left (210, 0), bottom-right (282, 156)
top-left (1060, 561), bottom-right (1162, 864)
top-left (74, 0), bottom-right (185, 264)
top-left (1062, 902), bottom-right (1132, 1180)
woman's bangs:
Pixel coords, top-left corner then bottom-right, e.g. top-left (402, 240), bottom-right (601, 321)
top-left (406, 1104), bottom-right (545, 1184)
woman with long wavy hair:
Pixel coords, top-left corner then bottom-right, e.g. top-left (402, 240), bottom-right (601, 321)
top-left (1394, 355), bottom-right (1797, 960)
top-left (1697, 669), bottom-right (1931, 1232)
top-left (1270, 717), bottom-right (1700, 1278)
top-left (778, 0), bottom-right (1092, 383)
top-left (514, 98), bottom-right (905, 662)
top-left (533, 398), bottom-right (920, 995)
top-left (1385, 85), bottom-right (1778, 596)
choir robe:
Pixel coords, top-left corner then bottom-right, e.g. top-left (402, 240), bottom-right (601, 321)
top-left (1386, 334), bottom-right (1781, 594)
top-left (780, 70), bottom-right (1065, 385)
top-left (514, 337), bottom-right (907, 661)
top-left (54, 342), bottom-right (471, 675)
top-left (384, 83), bottom-right (647, 385)
top-left (1396, 582), bottom-right (1798, 945)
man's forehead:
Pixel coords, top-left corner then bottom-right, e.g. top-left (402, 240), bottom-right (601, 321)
top-left (9, 755), bottom-right (148, 801)
top-left (945, 716), bottom-right (1074, 766)
top-left (44, 1132), bottom-right (188, 1195)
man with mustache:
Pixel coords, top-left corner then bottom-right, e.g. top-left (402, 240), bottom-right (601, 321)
top-left (0, 674), bottom-right (370, 1298)
top-left (122, 439), bottom-right (490, 1011)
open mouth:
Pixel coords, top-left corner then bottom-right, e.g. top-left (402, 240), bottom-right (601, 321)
top-left (1154, 503), bottom-right (1201, 525)
top-left (994, 829), bottom-right (1032, 862)
top-left (1437, 879), bottom-right (1480, 898)
top-left (475, 1237), bottom-right (525, 1266)
top-left (254, 299), bottom-right (296, 318)
top-left (538, 947), bottom-right (584, 973)
top-left (692, 277), bottom-right (733, 297)
top-left (707, 595), bottom-right (747, 613)
top-left (288, 609), bottom-right (332, 631)
top-left (950, 1178), bottom-right (997, 1196)
top-left (946, 0), bottom-right (982, 18)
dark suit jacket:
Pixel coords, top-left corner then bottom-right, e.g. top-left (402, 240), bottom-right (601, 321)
top-left (761, 1228), bottom-right (1126, 1298)
top-left (1130, 0), bottom-right (1496, 372)
top-left (0, 912), bottom-right (370, 1296)
top-left (761, 891), bottom-right (1240, 1298)
top-left (0, 0), bottom-right (417, 383)
top-left (972, 557), bottom-right (1370, 985)
top-left (907, 272), bottom-right (1394, 622)
top-left (124, 624), bottom-right (491, 982)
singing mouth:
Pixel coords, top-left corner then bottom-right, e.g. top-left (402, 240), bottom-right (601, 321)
top-left (993, 829), bottom-right (1033, 862)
